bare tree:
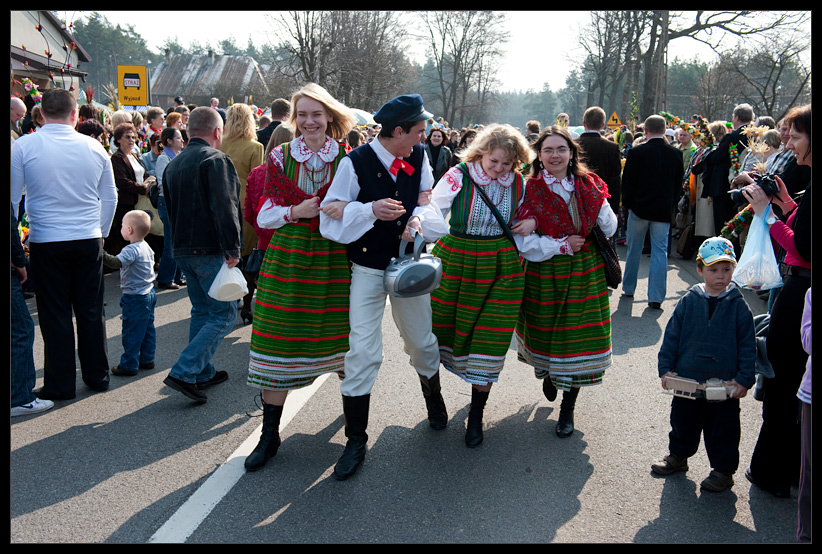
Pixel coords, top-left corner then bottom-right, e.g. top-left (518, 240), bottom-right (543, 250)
top-left (263, 11), bottom-right (416, 110)
top-left (693, 57), bottom-right (744, 121)
top-left (725, 30), bottom-right (811, 121)
top-left (415, 11), bottom-right (509, 126)
top-left (639, 10), bottom-right (810, 116)
top-left (579, 11), bottom-right (650, 116)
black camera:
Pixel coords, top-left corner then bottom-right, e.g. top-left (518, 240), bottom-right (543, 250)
top-left (729, 173), bottom-right (779, 203)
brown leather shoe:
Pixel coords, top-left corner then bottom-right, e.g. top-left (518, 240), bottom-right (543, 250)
top-left (651, 454), bottom-right (689, 475)
top-left (701, 470), bottom-right (734, 492)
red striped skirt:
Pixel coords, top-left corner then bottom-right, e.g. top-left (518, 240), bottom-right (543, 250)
top-left (247, 221), bottom-right (350, 390)
top-left (431, 233), bottom-right (524, 385)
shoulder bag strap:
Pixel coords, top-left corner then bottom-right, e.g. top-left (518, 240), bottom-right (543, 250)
top-left (457, 164), bottom-right (518, 250)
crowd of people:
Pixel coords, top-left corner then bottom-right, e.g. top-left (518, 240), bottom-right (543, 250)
top-left (10, 84), bottom-right (811, 542)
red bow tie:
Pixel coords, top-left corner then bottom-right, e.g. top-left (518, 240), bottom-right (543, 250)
top-left (389, 158), bottom-right (415, 177)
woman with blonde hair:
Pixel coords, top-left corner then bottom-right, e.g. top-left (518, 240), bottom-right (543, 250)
top-left (219, 103), bottom-right (265, 323)
top-left (415, 123), bottom-right (535, 447)
top-left (244, 84), bottom-right (355, 471)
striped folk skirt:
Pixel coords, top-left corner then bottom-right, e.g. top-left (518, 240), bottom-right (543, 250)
top-left (247, 221), bottom-right (350, 391)
top-left (431, 233), bottom-right (525, 386)
top-left (515, 238), bottom-right (612, 390)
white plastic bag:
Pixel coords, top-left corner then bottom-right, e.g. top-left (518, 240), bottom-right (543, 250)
top-left (207, 262), bottom-right (248, 301)
top-left (732, 204), bottom-right (783, 291)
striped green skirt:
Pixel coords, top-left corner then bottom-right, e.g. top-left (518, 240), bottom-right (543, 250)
top-left (247, 221), bottom-right (350, 391)
top-left (516, 238), bottom-right (612, 390)
top-left (431, 233), bottom-right (525, 386)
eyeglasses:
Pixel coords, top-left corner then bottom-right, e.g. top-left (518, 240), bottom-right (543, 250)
top-left (541, 146), bottom-right (570, 156)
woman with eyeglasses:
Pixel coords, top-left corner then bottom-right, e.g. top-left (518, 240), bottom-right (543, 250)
top-left (515, 125), bottom-right (618, 439)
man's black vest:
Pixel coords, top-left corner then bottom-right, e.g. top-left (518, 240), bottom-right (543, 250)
top-left (346, 142), bottom-right (424, 270)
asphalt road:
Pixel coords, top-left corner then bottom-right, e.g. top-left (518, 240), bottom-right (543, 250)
top-left (10, 246), bottom-right (800, 543)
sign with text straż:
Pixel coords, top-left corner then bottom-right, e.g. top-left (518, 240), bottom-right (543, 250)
top-left (117, 65), bottom-right (148, 106)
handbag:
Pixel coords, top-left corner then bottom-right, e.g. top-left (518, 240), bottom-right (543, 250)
top-left (590, 224), bottom-right (622, 288)
top-left (135, 194), bottom-right (163, 236)
top-left (148, 181), bottom-right (160, 209)
top-left (456, 164), bottom-right (518, 251)
top-left (244, 247), bottom-right (265, 275)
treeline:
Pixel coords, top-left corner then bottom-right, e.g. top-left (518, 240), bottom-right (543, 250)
top-left (71, 11), bottom-right (810, 129)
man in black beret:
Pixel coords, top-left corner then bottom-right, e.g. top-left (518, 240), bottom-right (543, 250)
top-left (320, 94), bottom-right (447, 481)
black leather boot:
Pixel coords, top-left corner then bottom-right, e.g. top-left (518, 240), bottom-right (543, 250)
top-left (244, 402), bottom-right (283, 471)
top-left (556, 386), bottom-right (580, 438)
top-left (419, 372), bottom-right (448, 430)
top-left (465, 388), bottom-right (489, 448)
top-left (334, 394), bottom-right (370, 481)
top-left (542, 375), bottom-right (558, 402)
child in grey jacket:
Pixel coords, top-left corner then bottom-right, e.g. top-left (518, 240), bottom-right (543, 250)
top-left (651, 236), bottom-right (757, 492)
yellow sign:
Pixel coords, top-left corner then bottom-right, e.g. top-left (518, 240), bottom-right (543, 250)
top-left (607, 111), bottom-right (622, 128)
top-left (117, 65), bottom-right (148, 106)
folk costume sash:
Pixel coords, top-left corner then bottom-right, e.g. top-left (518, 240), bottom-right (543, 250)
top-left (520, 172), bottom-right (609, 238)
top-left (259, 141), bottom-right (346, 232)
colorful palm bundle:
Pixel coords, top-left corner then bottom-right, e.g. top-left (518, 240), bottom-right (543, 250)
top-left (694, 116), bottom-right (714, 148)
top-left (21, 78), bottom-right (43, 104)
top-left (721, 204), bottom-right (754, 241)
top-left (729, 143), bottom-right (742, 176)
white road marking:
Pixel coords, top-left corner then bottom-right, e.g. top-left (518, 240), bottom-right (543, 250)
top-left (148, 374), bottom-right (330, 543)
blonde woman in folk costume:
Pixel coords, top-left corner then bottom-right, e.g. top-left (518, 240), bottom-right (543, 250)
top-left (415, 123), bottom-right (536, 448)
top-left (244, 83), bottom-right (356, 472)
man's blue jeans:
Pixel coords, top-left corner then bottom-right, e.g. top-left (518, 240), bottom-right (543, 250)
top-left (119, 290), bottom-right (156, 370)
top-left (11, 270), bottom-right (36, 407)
top-left (169, 255), bottom-right (237, 384)
top-left (622, 210), bottom-right (670, 305)
top-left (157, 196), bottom-right (183, 285)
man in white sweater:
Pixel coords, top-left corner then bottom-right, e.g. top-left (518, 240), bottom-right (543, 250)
top-left (11, 88), bottom-right (117, 400)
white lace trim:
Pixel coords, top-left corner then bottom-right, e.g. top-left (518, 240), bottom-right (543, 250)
top-left (541, 169), bottom-right (575, 192)
top-left (291, 135), bottom-right (338, 163)
top-left (269, 135), bottom-right (338, 171)
top-left (467, 160), bottom-right (515, 187)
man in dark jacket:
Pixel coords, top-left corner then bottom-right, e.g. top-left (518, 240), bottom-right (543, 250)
top-left (577, 106), bottom-right (622, 215)
top-left (161, 107), bottom-right (243, 403)
top-left (621, 114), bottom-right (685, 309)
top-left (703, 103), bottom-right (753, 235)
top-left (256, 98), bottom-right (291, 148)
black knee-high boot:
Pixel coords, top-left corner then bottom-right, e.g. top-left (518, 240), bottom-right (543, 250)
top-left (556, 386), bottom-right (580, 438)
top-left (465, 388), bottom-right (489, 448)
top-left (419, 371), bottom-right (448, 430)
top-left (244, 402), bottom-right (283, 471)
top-left (542, 375), bottom-right (558, 402)
top-left (334, 394), bottom-right (370, 481)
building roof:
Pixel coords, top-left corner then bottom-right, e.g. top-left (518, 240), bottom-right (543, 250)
top-left (149, 52), bottom-right (270, 102)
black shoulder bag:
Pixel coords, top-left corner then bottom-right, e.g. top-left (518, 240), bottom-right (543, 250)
top-left (590, 225), bottom-right (622, 288)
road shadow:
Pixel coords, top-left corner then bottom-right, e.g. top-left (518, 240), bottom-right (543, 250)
top-left (189, 397), bottom-right (593, 543)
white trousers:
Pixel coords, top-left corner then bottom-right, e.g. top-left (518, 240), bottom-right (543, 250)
top-left (340, 263), bottom-right (441, 397)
